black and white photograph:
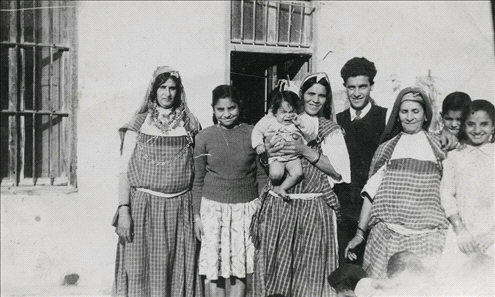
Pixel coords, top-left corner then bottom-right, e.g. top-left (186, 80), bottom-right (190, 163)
top-left (1, 1), bottom-right (494, 296)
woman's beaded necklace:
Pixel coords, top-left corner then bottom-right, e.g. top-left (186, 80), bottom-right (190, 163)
top-left (148, 102), bottom-right (185, 134)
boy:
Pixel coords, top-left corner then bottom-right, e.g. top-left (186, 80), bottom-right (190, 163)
top-left (335, 57), bottom-right (387, 266)
top-left (440, 91), bottom-right (471, 139)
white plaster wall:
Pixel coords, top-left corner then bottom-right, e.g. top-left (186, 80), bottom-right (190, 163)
top-left (315, 1), bottom-right (495, 114)
top-left (76, 0), bottom-right (230, 292)
top-left (1, 1), bottom-right (494, 295)
top-left (2, 1), bottom-right (230, 295)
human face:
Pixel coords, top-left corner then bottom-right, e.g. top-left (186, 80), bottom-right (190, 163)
top-left (274, 100), bottom-right (296, 126)
top-left (213, 98), bottom-right (240, 128)
top-left (156, 78), bottom-right (177, 109)
top-left (442, 110), bottom-right (463, 136)
top-left (303, 83), bottom-right (327, 116)
top-left (399, 101), bottom-right (425, 135)
top-left (345, 75), bottom-right (373, 110)
top-left (464, 110), bottom-right (493, 146)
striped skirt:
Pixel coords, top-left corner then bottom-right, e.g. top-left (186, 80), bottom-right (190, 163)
top-left (253, 193), bottom-right (338, 297)
top-left (113, 189), bottom-right (203, 297)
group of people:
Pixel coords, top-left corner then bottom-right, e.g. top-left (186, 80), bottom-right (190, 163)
top-left (111, 57), bottom-right (494, 297)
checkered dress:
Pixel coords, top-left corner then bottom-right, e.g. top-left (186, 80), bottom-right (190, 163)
top-left (363, 132), bottom-right (449, 278)
top-left (113, 115), bottom-right (203, 297)
top-left (251, 118), bottom-right (341, 297)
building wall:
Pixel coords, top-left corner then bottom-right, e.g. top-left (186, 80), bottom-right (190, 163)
top-left (1, 1), bottom-right (230, 295)
top-left (315, 1), bottom-right (494, 115)
top-left (1, 1), bottom-right (493, 295)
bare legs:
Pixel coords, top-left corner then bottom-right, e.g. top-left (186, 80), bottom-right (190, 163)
top-left (269, 158), bottom-right (303, 198)
top-left (208, 277), bottom-right (246, 297)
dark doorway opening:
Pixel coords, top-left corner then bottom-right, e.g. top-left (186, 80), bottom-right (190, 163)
top-left (230, 51), bottom-right (312, 125)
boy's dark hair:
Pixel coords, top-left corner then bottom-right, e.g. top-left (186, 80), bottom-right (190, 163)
top-left (340, 57), bottom-right (377, 86)
top-left (328, 264), bottom-right (368, 293)
top-left (442, 92), bottom-right (472, 117)
top-left (386, 251), bottom-right (424, 279)
top-left (269, 91), bottom-right (302, 115)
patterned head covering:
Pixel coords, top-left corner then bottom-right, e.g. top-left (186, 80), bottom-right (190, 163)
top-left (300, 72), bottom-right (336, 120)
top-left (276, 79), bottom-right (301, 96)
top-left (380, 86), bottom-right (432, 143)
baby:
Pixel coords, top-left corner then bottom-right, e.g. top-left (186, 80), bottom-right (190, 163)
top-left (252, 89), bottom-right (316, 198)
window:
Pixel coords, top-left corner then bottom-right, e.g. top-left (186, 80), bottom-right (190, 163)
top-left (231, 0), bottom-right (313, 47)
top-left (0, 1), bottom-right (77, 187)
top-left (230, 0), bottom-right (314, 123)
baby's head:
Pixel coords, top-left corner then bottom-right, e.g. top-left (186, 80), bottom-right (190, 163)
top-left (270, 91), bottom-right (303, 125)
top-left (441, 92), bottom-right (471, 137)
top-left (328, 264), bottom-right (368, 297)
top-left (386, 251), bottom-right (425, 279)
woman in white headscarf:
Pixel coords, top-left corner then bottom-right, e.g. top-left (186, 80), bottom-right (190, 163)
top-left (112, 66), bottom-right (202, 296)
top-left (251, 73), bottom-right (350, 297)
top-left (345, 87), bottom-right (449, 279)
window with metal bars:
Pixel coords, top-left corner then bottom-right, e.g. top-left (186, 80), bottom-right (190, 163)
top-left (231, 0), bottom-right (313, 47)
top-left (0, 0), bottom-right (77, 187)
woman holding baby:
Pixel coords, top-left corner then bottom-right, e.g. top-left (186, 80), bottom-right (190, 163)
top-left (251, 72), bottom-right (350, 297)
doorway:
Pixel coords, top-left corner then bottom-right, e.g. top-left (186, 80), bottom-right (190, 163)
top-left (230, 51), bottom-right (312, 124)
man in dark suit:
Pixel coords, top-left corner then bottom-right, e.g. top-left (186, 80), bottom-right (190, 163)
top-left (335, 57), bottom-right (387, 266)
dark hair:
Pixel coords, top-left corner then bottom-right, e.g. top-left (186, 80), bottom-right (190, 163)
top-left (386, 251), bottom-right (424, 279)
top-left (211, 85), bottom-right (242, 124)
top-left (328, 264), bottom-right (368, 293)
top-left (149, 72), bottom-right (182, 110)
top-left (465, 99), bottom-right (495, 143)
top-left (269, 91), bottom-right (302, 115)
top-left (442, 92), bottom-right (472, 142)
top-left (442, 91), bottom-right (472, 118)
top-left (340, 57), bottom-right (377, 86)
top-left (300, 76), bottom-right (333, 120)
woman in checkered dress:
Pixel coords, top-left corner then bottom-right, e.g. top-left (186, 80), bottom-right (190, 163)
top-left (112, 66), bottom-right (203, 297)
top-left (251, 73), bottom-right (351, 297)
top-left (345, 87), bottom-right (449, 278)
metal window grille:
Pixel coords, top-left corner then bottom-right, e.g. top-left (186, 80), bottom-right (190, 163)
top-left (0, 0), bottom-right (76, 187)
top-left (231, 0), bottom-right (313, 47)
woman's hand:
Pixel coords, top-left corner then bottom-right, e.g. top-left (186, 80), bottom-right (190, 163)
top-left (345, 235), bottom-right (365, 261)
top-left (194, 215), bottom-right (204, 241)
top-left (474, 230), bottom-right (494, 253)
top-left (276, 135), bottom-right (309, 157)
top-left (116, 206), bottom-right (133, 244)
top-left (456, 228), bottom-right (480, 254)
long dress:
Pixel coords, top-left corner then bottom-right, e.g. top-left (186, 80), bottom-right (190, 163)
top-left (363, 131), bottom-right (449, 278)
top-left (251, 117), bottom-right (348, 297)
top-left (437, 142), bottom-right (494, 295)
top-left (112, 113), bottom-right (203, 297)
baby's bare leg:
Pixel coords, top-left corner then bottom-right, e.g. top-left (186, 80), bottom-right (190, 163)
top-left (280, 158), bottom-right (303, 193)
top-left (269, 160), bottom-right (285, 183)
